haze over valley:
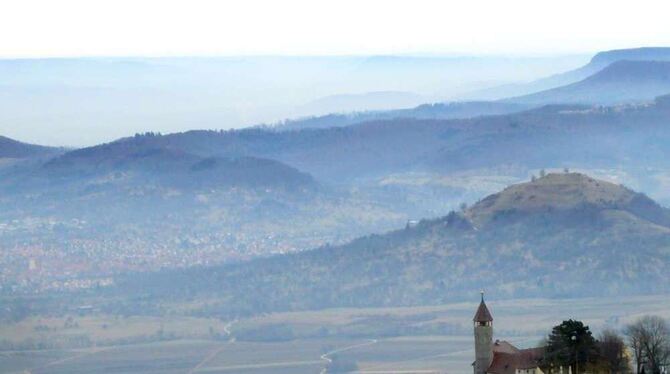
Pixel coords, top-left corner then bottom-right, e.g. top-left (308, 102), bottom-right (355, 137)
top-left (3, 21), bottom-right (670, 371)
top-left (0, 54), bottom-right (588, 146)
top-left (7, 48), bottom-right (670, 295)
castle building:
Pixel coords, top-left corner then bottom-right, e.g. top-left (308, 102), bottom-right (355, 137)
top-left (473, 293), bottom-right (570, 374)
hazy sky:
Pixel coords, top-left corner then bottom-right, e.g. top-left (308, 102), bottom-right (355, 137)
top-left (2, 0), bottom-right (670, 58)
top-left (2, 0), bottom-right (670, 147)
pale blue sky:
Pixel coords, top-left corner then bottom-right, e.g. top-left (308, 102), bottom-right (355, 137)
top-left (1, 0), bottom-right (669, 58)
top-left (2, 0), bottom-right (670, 146)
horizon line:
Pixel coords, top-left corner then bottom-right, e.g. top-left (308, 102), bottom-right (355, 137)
top-left (0, 50), bottom-right (599, 61)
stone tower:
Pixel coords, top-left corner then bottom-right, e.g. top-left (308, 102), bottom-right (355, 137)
top-left (473, 291), bottom-right (493, 374)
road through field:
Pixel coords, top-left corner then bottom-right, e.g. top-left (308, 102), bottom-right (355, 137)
top-left (188, 320), bottom-right (237, 373)
top-left (188, 343), bottom-right (231, 374)
top-left (192, 337), bottom-right (380, 373)
top-left (320, 339), bottom-right (378, 374)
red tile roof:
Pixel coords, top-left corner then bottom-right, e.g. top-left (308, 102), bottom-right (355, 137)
top-left (493, 340), bottom-right (520, 354)
top-left (487, 343), bottom-right (545, 374)
top-left (487, 352), bottom-right (518, 374)
top-left (515, 347), bottom-right (545, 369)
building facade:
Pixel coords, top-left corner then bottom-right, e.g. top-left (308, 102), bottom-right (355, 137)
top-left (473, 293), bottom-right (570, 374)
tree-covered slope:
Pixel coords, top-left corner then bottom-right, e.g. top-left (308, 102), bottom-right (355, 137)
top-left (114, 173), bottom-right (670, 316)
top-left (31, 96), bottom-right (670, 183)
top-left (0, 135), bottom-right (62, 159)
top-left (275, 101), bottom-right (531, 131)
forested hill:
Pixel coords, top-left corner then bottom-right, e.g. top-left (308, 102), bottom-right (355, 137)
top-left (0, 135), bottom-right (62, 159)
top-left (274, 101), bottom-right (531, 131)
top-left (114, 173), bottom-right (670, 317)
top-left (33, 95), bottom-right (670, 183)
top-left (39, 142), bottom-right (316, 191)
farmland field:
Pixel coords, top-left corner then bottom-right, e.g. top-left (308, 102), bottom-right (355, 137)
top-left (2, 294), bottom-right (670, 373)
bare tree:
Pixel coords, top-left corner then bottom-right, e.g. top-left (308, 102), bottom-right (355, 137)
top-left (598, 329), bottom-right (631, 373)
top-left (625, 316), bottom-right (670, 374)
top-left (626, 322), bottom-right (646, 374)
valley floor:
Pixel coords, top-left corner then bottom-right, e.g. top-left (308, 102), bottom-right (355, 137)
top-left (2, 294), bottom-right (669, 374)
top-left (0, 337), bottom-right (483, 374)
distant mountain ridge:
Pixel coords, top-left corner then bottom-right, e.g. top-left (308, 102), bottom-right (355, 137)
top-left (0, 54), bottom-right (583, 146)
top-left (29, 95), bottom-right (670, 184)
top-left (114, 173), bottom-right (670, 316)
top-left (507, 60), bottom-right (670, 105)
top-left (286, 49), bottom-right (670, 128)
top-left (590, 47), bottom-right (670, 66)
top-left (296, 91), bottom-right (427, 115)
top-left (467, 47), bottom-right (670, 100)
top-left (275, 101), bottom-right (532, 131)
top-left (0, 135), bottom-right (62, 159)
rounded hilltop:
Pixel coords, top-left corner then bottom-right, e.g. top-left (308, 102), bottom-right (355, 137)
top-left (465, 172), bottom-right (663, 227)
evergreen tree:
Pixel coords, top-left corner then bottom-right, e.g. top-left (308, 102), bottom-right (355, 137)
top-left (544, 320), bottom-right (598, 373)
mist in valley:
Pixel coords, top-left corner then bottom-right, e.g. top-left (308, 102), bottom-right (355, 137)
top-left (3, 2), bottom-right (670, 373)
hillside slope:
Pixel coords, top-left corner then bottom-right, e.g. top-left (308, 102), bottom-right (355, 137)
top-left (8, 100), bottom-right (670, 289)
top-left (0, 135), bottom-right (61, 159)
top-left (468, 47), bottom-right (670, 100)
top-left (32, 96), bottom-right (670, 183)
top-left (508, 61), bottom-right (670, 105)
top-left (115, 173), bottom-right (670, 316)
top-left (39, 141), bottom-right (316, 191)
top-left (276, 101), bottom-right (532, 131)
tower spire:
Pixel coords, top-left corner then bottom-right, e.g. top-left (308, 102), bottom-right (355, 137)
top-left (473, 291), bottom-right (493, 374)
top-left (473, 292), bottom-right (493, 323)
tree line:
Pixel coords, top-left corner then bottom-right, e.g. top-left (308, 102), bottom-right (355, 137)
top-left (543, 316), bottom-right (670, 374)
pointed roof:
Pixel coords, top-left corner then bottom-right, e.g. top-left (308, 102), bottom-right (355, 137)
top-left (473, 292), bottom-right (493, 322)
